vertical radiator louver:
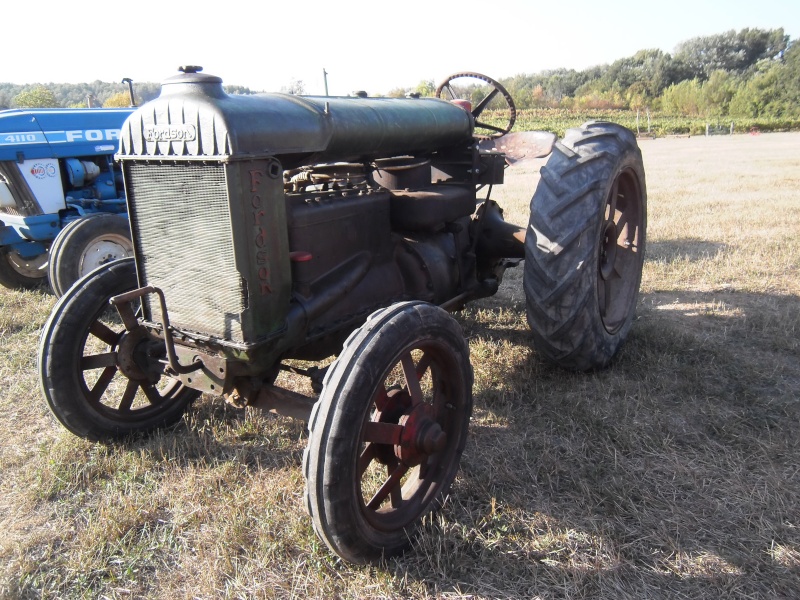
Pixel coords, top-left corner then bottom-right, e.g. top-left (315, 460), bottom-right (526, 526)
top-left (125, 162), bottom-right (248, 341)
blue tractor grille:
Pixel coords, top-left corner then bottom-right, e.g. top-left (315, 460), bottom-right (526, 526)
top-left (124, 162), bottom-right (248, 342)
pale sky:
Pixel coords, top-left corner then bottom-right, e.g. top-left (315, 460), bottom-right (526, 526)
top-left (3, 0), bottom-right (798, 96)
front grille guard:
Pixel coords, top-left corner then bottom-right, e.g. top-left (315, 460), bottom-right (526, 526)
top-left (108, 250), bottom-right (373, 379)
top-left (110, 285), bottom-right (203, 375)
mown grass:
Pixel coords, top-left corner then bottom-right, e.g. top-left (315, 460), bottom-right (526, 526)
top-left (485, 107), bottom-right (800, 138)
top-left (519, 108), bottom-right (800, 138)
top-left (1, 132), bottom-right (799, 599)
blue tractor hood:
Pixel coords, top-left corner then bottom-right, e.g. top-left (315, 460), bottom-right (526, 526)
top-left (0, 108), bottom-right (134, 161)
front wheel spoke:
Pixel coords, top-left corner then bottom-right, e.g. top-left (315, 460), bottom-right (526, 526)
top-left (140, 383), bottom-right (164, 406)
top-left (390, 482), bottom-right (403, 508)
top-left (117, 379), bottom-right (139, 413)
top-left (363, 421), bottom-right (404, 445)
top-left (81, 352), bottom-right (117, 370)
top-left (367, 462), bottom-right (409, 510)
top-left (618, 214), bottom-right (640, 252)
top-left (401, 353), bottom-right (424, 406)
top-left (419, 458), bottom-right (430, 479)
top-left (601, 273), bottom-right (619, 316)
top-left (89, 321), bottom-right (120, 345)
top-left (615, 214), bottom-right (630, 246)
top-left (88, 366), bottom-right (117, 403)
top-left (358, 443), bottom-right (378, 478)
top-left (607, 178), bottom-right (620, 220)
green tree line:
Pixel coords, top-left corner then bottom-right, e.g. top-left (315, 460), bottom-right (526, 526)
top-left (0, 80), bottom-right (258, 110)
top-left (391, 28), bottom-right (798, 122)
top-left (3, 27), bottom-right (797, 127)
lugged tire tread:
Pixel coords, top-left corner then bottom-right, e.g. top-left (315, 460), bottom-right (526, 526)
top-left (524, 122), bottom-right (646, 371)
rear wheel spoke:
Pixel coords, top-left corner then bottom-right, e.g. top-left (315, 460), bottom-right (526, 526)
top-left (415, 352), bottom-right (432, 380)
top-left (363, 421), bottom-right (403, 445)
top-left (374, 387), bottom-right (389, 411)
top-left (358, 443), bottom-right (378, 478)
top-left (390, 483), bottom-right (403, 508)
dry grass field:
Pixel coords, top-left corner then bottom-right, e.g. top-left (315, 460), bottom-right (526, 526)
top-left (1, 131), bottom-right (799, 599)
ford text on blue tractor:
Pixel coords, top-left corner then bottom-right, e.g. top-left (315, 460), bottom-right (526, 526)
top-left (0, 107), bottom-right (134, 294)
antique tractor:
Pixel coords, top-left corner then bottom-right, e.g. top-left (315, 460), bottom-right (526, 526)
top-left (38, 67), bottom-right (646, 564)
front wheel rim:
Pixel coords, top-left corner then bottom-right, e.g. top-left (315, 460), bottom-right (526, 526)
top-left (356, 341), bottom-right (465, 532)
top-left (7, 250), bottom-right (48, 279)
top-left (78, 234), bottom-right (134, 278)
top-left (78, 302), bottom-right (189, 424)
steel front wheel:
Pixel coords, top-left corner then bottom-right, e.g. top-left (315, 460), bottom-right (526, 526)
top-left (48, 213), bottom-right (133, 297)
top-left (39, 257), bottom-right (198, 441)
top-left (524, 122), bottom-right (647, 371)
top-left (304, 301), bottom-right (473, 564)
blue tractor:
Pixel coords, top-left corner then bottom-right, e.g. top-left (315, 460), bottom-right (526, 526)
top-left (0, 107), bottom-right (134, 294)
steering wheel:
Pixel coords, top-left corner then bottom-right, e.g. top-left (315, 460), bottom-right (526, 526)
top-left (435, 72), bottom-right (516, 139)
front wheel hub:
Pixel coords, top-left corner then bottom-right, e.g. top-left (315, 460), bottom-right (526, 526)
top-left (395, 403), bottom-right (447, 467)
top-left (116, 327), bottom-right (163, 383)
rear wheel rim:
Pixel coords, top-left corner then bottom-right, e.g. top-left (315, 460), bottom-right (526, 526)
top-left (7, 250), bottom-right (48, 279)
top-left (597, 167), bottom-right (644, 334)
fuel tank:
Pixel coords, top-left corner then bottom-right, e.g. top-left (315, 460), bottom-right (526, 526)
top-left (117, 69), bottom-right (474, 166)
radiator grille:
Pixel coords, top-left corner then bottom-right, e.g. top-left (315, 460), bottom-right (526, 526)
top-left (125, 162), bottom-right (246, 341)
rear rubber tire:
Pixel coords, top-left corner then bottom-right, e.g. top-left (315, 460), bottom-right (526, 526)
top-left (48, 213), bottom-right (133, 297)
top-left (304, 301), bottom-right (473, 564)
top-left (0, 247), bottom-right (48, 290)
top-left (524, 122), bottom-right (647, 371)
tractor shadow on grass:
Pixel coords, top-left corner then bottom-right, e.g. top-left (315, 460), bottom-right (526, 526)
top-left (111, 397), bottom-right (307, 474)
top-left (647, 238), bottom-right (727, 263)
top-left (401, 287), bottom-right (800, 597)
top-left (40, 284), bottom-right (796, 598)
